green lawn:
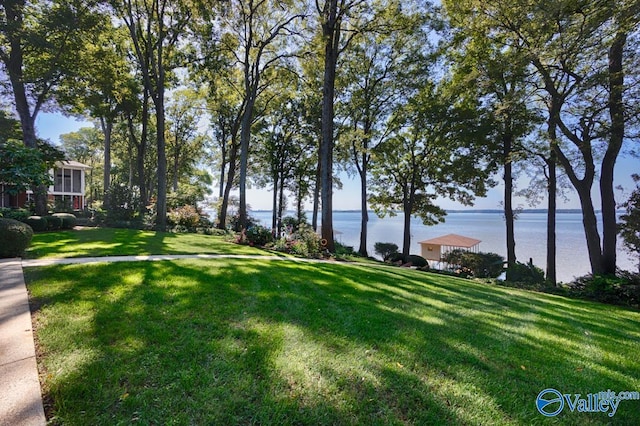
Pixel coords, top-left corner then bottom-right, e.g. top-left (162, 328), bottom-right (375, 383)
top-left (26, 258), bottom-right (640, 425)
top-left (25, 227), bottom-right (269, 259)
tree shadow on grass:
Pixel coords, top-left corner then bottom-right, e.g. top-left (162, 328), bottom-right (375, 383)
top-left (26, 259), bottom-right (640, 425)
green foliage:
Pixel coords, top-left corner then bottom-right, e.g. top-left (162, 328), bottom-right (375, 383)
top-left (274, 223), bottom-right (323, 258)
top-left (105, 184), bottom-right (140, 222)
top-left (243, 225), bottom-right (274, 247)
top-left (0, 139), bottom-right (64, 194)
top-left (407, 254), bottom-right (429, 268)
top-left (168, 205), bottom-right (201, 231)
top-left (282, 214), bottom-right (307, 233)
top-left (46, 215), bottom-right (63, 231)
top-left (618, 174), bottom-right (640, 270)
top-left (52, 213), bottom-right (77, 229)
top-left (24, 216), bottom-right (49, 232)
top-left (506, 261), bottom-right (545, 284)
top-left (0, 218), bottom-right (34, 257)
top-left (228, 212), bottom-right (258, 232)
top-left (569, 273), bottom-right (640, 308)
top-left (443, 249), bottom-right (505, 278)
top-left (385, 252), bottom-right (429, 268)
top-left (335, 242), bottom-right (356, 257)
top-left (374, 242), bottom-right (400, 261)
top-left (0, 208), bottom-right (32, 222)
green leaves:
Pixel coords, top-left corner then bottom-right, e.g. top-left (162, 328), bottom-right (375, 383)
top-left (0, 139), bottom-right (64, 193)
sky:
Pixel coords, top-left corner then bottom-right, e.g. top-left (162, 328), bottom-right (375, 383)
top-left (35, 111), bottom-right (638, 212)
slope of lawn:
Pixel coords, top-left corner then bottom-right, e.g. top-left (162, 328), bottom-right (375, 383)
top-left (25, 227), bottom-right (269, 259)
top-left (26, 259), bottom-right (640, 425)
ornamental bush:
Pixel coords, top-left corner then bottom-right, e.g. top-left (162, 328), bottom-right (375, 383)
top-left (407, 254), bottom-right (428, 268)
top-left (24, 216), bottom-right (48, 232)
top-left (168, 205), bottom-right (201, 230)
top-left (506, 261), bottom-right (545, 284)
top-left (443, 249), bottom-right (505, 278)
top-left (244, 224), bottom-right (274, 246)
top-left (46, 215), bottom-right (63, 231)
top-left (52, 213), bottom-right (76, 229)
top-left (0, 208), bottom-right (31, 222)
top-left (374, 242), bottom-right (399, 261)
top-left (0, 218), bottom-right (33, 257)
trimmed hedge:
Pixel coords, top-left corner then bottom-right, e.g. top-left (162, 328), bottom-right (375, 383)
top-left (387, 253), bottom-right (429, 267)
top-left (46, 215), bottom-right (63, 231)
top-left (0, 218), bottom-right (33, 258)
top-left (52, 212), bottom-right (77, 229)
top-left (24, 216), bottom-right (48, 232)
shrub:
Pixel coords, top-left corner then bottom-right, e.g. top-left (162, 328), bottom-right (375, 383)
top-left (168, 205), bottom-right (201, 231)
top-left (228, 212), bottom-right (258, 232)
top-left (106, 184), bottom-right (140, 222)
top-left (282, 214), bottom-right (307, 233)
top-left (374, 242), bottom-right (399, 261)
top-left (443, 249), bottom-right (505, 278)
top-left (46, 215), bottom-right (63, 231)
top-left (293, 224), bottom-right (322, 257)
top-left (273, 223), bottom-right (323, 258)
top-left (52, 213), bottom-right (77, 229)
top-left (335, 242), bottom-right (356, 257)
top-left (386, 253), bottom-right (428, 267)
top-left (388, 252), bottom-right (407, 264)
top-left (244, 224), bottom-right (274, 246)
top-left (0, 208), bottom-right (32, 222)
top-left (506, 261), bottom-right (545, 284)
top-left (290, 239), bottom-right (309, 257)
top-left (407, 254), bottom-right (428, 268)
top-left (568, 273), bottom-right (640, 308)
top-left (24, 216), bottom-right (48, 232)
top-left (0, 218), bottom-right (33, 257)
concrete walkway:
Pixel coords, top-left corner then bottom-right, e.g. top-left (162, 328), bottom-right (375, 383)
top-left (0, 259), bottom-right (46, 426)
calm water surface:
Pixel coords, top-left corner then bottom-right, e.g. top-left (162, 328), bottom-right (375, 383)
top-left (251, 210), bottom-right (636, 283)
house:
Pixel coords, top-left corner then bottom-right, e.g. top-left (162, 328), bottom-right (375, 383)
top-left (418, 234), bottom-right (481, 263)
top-left (0, 160), bottom-right (91, 210)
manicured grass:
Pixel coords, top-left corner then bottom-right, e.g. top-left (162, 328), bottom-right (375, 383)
top-left (26, 259), bottom-right (640, 425)
top-left (25, 227), bottom-right (269, 259)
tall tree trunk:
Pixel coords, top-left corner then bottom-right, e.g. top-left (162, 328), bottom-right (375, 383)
top-left (545, 106), bottom-right (560, 285)
top-left (320, 1), bottom-right (340, 253)
top-left (600, 30), bottom-right (627, 275)
top-left (312, 158), bottom-right (321, 231)
top-left (574, 183), bottom-right (604, 275)
top-left (238, 95), bottom-right (256, 231)
top-left (546, 152), bottom-right (557, 285)
top-left (218, 140), bottom-right (239, 229)
top-left (155, 59), bottom-right (167, 231)
top-left (278, 174), bottom-right (286, 236)
top-left (503, 133), bottom-right (516, 279)
top-left (4, 1), bottom-right (46, 214)
top-left (402, 197), bottom-right (412, 257)
top-left (272, 177), bottom-right (278, 234)
top-left (219, 144), bottom-right (227, 198)
top-left (100, 117), bottom-right (113, 209)
top-left (358, 157), bottom-right (368, 256)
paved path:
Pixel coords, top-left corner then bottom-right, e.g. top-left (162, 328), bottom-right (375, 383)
top-left (0, 259), bottom-right (46, 426)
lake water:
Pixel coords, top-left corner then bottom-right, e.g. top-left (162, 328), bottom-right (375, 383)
top-left (250, 210), bottom-right (637, 283)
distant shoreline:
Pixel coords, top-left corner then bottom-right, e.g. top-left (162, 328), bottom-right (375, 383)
top-left (251, 209), bottom-right (594, 214)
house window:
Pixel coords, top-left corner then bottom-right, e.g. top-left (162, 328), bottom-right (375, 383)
top-left (73, 170), bottom-right (81, 193)
top-left (64, 169), bottom-right (71, 193)
top-left (55, 169), bottom-right (63, 191)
